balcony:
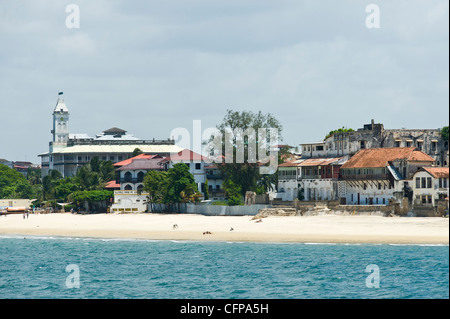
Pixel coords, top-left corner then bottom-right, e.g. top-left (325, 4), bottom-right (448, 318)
top-left (340, 174), bottom-right (389, 181)
top-left (206, 174), bottom-right (223, 180)
top-left (119, 177), bottom-right (144, 184)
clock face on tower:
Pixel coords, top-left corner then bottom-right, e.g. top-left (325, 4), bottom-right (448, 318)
top-left (60, 117), bottom-right (64, 121)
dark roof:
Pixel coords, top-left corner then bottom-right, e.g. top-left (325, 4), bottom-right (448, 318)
top-left (103, 127), bottom-right (127, 134)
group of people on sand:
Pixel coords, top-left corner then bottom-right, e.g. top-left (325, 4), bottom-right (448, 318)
top-left (171, 218), bottom-right (263, 235)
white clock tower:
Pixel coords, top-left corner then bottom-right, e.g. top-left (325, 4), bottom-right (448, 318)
top-left (52, 92), bottom-right (70, 150)
top-left (48, 92), bottom-right (70, 174)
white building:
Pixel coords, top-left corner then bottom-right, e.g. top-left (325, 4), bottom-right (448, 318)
top-left (110, 190), bottom-right (149, 213)
top-left (39, 93), bottom-right (182, 177)
top-left (277, 159), bottom-right (304, 201)
top-left (412, 167), bottom-right (449, 208)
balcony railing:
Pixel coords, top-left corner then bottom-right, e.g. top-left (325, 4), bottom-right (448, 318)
top-left (206, 174), bottom-right (223, 180)
top-left (119, 177), bottom-right (144, 183)
top-left (340, 174), bottom-right (389, 180)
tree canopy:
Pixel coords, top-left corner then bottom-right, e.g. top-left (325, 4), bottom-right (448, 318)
top-left (143, 163), bottom-right (201, 211)
top-left (215, 109), bottom-right (282, 196)
top-left (441, 126), bottom-right (449, 141)
top-left (325, 127), bottom-right (354, 139)
top-left (0, 164), bottom-right (35, 199)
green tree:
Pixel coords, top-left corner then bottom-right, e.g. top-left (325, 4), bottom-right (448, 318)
top-left (215, 109), bottom-right (283, 195)
top-left (203, 179), bottom-right (209, 200)
top-left (325, 127), bottom-right (354, 139)
top-left (0, 164), bottom-right (36, 199)
top-left (75, 157), bottom-right (115, 190)
top-left (441, 126), bottom-right (449, 141)
top-left (166, 163), bottom-right (200, 211)
top-left (143, 170), bottom-right (169, 212)
top-left (132, 148), bottom-right (144, 157)
top-left (223, 179), bottom-right (242, 206)
top-left (68, 190), bottom-right (113, 213)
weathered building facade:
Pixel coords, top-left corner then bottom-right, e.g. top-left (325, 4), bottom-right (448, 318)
top-left (301, 119), bottom-right (448, 166)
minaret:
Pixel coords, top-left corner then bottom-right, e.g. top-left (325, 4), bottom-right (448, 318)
top-left (52, 92), bottom-right (70, 150)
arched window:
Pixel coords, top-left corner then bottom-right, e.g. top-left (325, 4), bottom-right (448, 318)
top-left (124, 184), bottom-right (132, 190)
top-left (124, 172), bottom-right (132, 182)
top-left (137, 171), bottom-right (145, 182)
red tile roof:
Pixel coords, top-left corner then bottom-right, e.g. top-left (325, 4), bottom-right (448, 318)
top-left (117, 158), bottom-right (167, 171)
top-left (169, 149), bottom-right (207, 161)
top-left (341, 147), bottom-right (435, 169)
top-left (113, 154), bottom-right (157, 167)
top-left (422, 167), bottom-right (449, 178)
top-left (105, 180), bottom-right (120, 189)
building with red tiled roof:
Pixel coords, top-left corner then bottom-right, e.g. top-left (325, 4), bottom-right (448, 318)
top-left (115, 155), bottom-right (168, 191)
top-left (113, 154), bottom-right (157, 167)
top-left (339, 147), bottom-right (435, 206)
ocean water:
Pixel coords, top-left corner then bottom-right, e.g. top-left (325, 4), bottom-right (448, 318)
top-left (0, 236), bottom-right (448, 299)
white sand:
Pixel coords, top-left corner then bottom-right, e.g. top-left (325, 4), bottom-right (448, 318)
top-left (0, 212), bottom-right (448, 244)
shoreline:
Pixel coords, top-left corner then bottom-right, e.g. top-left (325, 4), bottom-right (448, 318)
top-left (0, 212), bottom-right (448, 245)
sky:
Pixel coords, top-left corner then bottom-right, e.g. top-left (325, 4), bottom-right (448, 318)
top-left (0, 0), bottom-right (448, 163)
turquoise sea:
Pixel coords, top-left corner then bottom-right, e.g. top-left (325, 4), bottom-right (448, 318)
top-left (0, 236), bottom-right (448, 299)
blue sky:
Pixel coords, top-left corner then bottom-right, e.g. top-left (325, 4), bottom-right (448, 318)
top-left (0, 0), bottom-right (448, 162)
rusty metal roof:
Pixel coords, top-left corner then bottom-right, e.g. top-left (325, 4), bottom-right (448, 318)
top-left (341, 147), bottom-right (435, 169)
top-left (298, 157), bottom-right (345, 167)
top-left (422, 167), bottom-right (449, 178)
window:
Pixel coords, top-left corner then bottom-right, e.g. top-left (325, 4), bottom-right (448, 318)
top-left (426, 177), bottom-right (432, 188)
top-left (383, 198), bottom-right (385, 204)
top-left (415, 177), bottom-right (420, 188)
top-left (195, 163), bottom-right (201, 170)
top-left (360, 141), bottom-right (365, 149)
top-left (316, 145), bottom-right (324, 151)
top-left (417, 142), bottom-right (423, 150)
top-left (421, 177), bottom-right (426, 188)
top-left (394, 141), bottom-right (400, 147)
top-left (439, 178), bottom-right (442, 188)
top-left (363, 183), bottom-right (367, 190)
top-left (431, 142), bottom-right (437, 151)
top-left (406, 141), bottom-right (412, 147)
top-left (378, 183), bottom-right (382, 190)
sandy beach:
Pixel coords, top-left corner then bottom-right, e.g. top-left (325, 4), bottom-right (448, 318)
top-left (0, 212), bottom-right (448, 244)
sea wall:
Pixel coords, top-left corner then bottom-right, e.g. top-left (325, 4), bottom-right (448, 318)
top-left (149, 203), bottom-right (271, 216)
